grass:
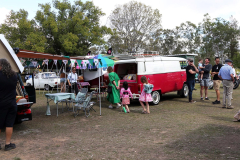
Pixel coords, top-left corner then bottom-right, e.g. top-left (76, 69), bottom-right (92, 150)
top-left (1, 84), bottom-right (240, 159)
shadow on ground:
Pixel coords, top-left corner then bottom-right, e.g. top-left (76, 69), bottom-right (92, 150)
top-left (164, 124), bottom-right (240, 160)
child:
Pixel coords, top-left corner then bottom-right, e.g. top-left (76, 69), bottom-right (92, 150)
top-left (198, 59), bottom-right (205, 81)
top-left (120, 81), bottom-right (133, 113)
top-left (139, 76), bottom-right (153, 114)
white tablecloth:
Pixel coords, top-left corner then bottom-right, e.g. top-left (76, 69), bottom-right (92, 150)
top-left (45, 93), bottom-right (75, 116)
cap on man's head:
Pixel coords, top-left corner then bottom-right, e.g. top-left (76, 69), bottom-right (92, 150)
top-left (225, 59), bottom-right (233, 63)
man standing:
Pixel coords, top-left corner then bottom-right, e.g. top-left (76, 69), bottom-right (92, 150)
top-left (67, 67), bottom-right (79, 95)
top-left (218, 59), bottom-right (235, 109)
top-left (212, 57), bottom-right (222, 104)
top-left (186, 59), bottom-right (199, 103)
top-left (200, 58), bottom-right (212, 100)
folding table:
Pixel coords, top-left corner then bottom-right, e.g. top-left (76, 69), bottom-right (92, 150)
top-left (45, 93), bottom-right (75, 117)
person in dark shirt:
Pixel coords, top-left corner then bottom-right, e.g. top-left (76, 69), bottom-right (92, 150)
top-left (200, 58), bottom-right (212, 100)
top-left (0, 59), bottom-right (17, 151)
top-left (211, 57), bottom-right (222, 104)
top-left (186, 59), bottom-right (199, 103)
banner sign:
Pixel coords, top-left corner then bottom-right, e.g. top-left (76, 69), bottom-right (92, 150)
top-left (53, 59), bottom-right (58, 65)
top-left (62, 60), bottom-right (68, 65)
top-left (19, 58), bottom-right (26, 65)
top-left (32, 61), bottom-right (38, 67)
top-left (94, 59), bottom-right (99, 68)
top-left (70, 59), bottom-right (76, 67)
top-left (82, 60), bottom-right (89, 70)
top-left (43, 59), bottom-right (49, 66)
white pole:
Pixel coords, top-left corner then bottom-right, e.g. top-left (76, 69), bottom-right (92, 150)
top-left (47, 61), bottom-right (49, 93)
top-left (65, 63), bottom-right (66, 93)
top-left (56, 60), bottom-right (58, 93)
top-left (99, 67), bottom-right (101, 116)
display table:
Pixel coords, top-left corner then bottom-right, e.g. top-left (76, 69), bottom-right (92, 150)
top-left (79, 82), bottom-right (90, 87)
top-left (45, 93), bottom-right (75, 117)
top-left (90, 86), bottom-right (108, 101)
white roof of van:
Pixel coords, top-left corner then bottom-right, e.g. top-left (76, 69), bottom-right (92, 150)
top-left (0, 34), bottom-right (24, 73)
top-left (165, 54), bottom-right (198, 56)
top-left (115, 56), bottom-right (187, 64)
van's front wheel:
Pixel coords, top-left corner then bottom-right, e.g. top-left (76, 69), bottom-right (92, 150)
top-left (151, 91), bottom-right (161, 105)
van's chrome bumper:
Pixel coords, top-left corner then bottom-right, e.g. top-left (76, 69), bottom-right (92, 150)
top-left (132, 94), bottom-right (140, 99)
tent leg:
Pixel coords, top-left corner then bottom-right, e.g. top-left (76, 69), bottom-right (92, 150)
top-left (99, 68), bottom-right (101, 116)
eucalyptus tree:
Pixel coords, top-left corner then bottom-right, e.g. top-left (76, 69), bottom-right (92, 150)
top-left (108, 0), bottom-right (162, 53)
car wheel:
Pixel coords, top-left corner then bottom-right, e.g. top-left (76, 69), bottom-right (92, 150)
top-left (27, 83), bottom-right (31, 86)
top-left (151, 91), bottom-right (161, 105)
top-left (233, 80), bottom-right (239, 89)
top-left (179, 84), bottom-right (189, 98)
top-left (44, 84), bottom-right (50, 91)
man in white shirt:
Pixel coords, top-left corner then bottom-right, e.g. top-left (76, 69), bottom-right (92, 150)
top-left (67, 67), bottom-right (79, 94)
top-left (230, 64), bottom-right (238, 100)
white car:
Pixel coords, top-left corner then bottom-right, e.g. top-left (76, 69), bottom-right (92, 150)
top-left (26, 72), bottom-right (60, 90)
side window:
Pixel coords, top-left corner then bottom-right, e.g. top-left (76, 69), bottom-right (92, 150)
top-left (180, 61), bottom-right (187, 69)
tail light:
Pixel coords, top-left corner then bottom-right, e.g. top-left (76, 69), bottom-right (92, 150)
top-left (25, 95), bottom-right (29, 100)
top-left (24, 104), bottom-right (31, 108)
top-left (17, 109), bottom-right (31, 115)
top-left (55, 82), bottom-right (57, 84)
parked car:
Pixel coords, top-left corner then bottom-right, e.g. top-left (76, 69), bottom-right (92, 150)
top-left (112, 56), bottom-right (189, 105)
top-left (26, 72), bottom-right (60, 91)
top-left (0, 34), bottom-right (35, 124)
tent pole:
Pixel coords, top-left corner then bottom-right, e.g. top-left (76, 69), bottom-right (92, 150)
top-left (47, 61), bottom-right (49, 93)
top-left (56, 60), bottom-right (58, 93)
top-left (99, 63), bottom-right (101, 116)
top-left (65, 62), bottom-right (66, 93)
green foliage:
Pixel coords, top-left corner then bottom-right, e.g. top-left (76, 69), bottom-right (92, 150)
top-left (35, 0), bottom-right (112, 55)
top-left (0, 0), bottom-right (112, 56)
top-left (0, 9), bottom-right (46, 52)
top-left (150, 13), bottom-right (240, 62)
top-left (232, 52), bottom-right (240, 68)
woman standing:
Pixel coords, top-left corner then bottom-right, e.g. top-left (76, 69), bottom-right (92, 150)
top-left (107, 66), bottom-right (121, 109)
top-left (60, 69), bottom-right (67, 92)
top-left (0, 59), bottom-right (17, 151)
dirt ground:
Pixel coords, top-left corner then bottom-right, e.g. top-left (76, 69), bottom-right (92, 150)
top-left (1, 85), bottom-right (240, 160)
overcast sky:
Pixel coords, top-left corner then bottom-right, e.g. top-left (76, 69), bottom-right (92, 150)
top-left (0, 0), bottom-right (240, 29)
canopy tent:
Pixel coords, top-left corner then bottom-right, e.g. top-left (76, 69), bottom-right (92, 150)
top-left (69, 55), bottom-right (115, 116)
top-left (16, 49), bottom-right (115, 116)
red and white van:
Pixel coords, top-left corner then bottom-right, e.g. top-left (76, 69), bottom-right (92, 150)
top-left (113, 56), bottom-right (189, 104)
